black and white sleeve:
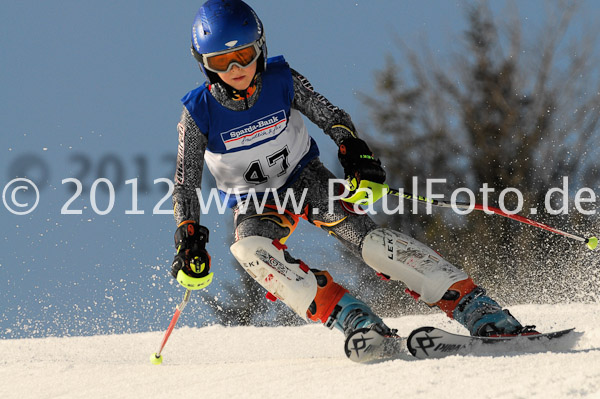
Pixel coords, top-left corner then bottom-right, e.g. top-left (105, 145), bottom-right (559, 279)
top-left (172, 106), bottom-right (207, 226)
top-left (290, 68), bottom-right (358, 145)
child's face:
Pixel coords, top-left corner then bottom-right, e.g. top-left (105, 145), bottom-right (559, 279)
top-left (217, 61), bottom-right (257, 91)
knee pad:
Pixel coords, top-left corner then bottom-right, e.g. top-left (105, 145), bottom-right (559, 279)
top-left (361, 228), bottom-right (468, 303)
top-left (230, 236), bottom-right (317, 320)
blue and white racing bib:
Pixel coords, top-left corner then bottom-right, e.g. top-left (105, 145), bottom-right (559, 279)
top-left (182, 56), bottom-right (319, 203)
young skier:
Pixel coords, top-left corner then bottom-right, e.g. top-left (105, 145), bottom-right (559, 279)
top-left (170, 0), bottom-right (535, 360)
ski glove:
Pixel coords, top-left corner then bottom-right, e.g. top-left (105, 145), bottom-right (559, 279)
top-left (171, 221), bottom-right (213, 290)
top-left (338, 137), bottom-right (386, 184)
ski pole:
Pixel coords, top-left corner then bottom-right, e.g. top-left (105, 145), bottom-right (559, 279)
top-left (341, 179), bottom-right (597, 250)
top-left (150, 289), bottom-right (192, 365)
top-left (387, 187), bottom-right (598, 250)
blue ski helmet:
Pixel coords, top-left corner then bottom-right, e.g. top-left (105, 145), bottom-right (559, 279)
top-left (191, 0), bottom-right (267, 84)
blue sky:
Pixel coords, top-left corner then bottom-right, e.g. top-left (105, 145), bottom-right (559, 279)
top-left (1, 1), bottom-right (596, 338)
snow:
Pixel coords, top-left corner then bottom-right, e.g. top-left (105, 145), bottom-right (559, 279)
top-left (1, 303), bottom-right (599, 399)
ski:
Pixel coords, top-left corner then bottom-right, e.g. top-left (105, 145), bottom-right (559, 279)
top-left (407, 326), bottom-right (577, 359)
top-left (344, 326), bottom-right (577, 363)
top-left (344, 328), bottom-right (411, 363)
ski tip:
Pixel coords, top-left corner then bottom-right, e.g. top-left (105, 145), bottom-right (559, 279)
top-left (344, 328), bottom-right (385, 363)
top-left (344, 327), bottom-right (406, 363)
top-left (586, 236), bottom-right (598, 250)
top-left (406, 326), bottom-right (435, 357)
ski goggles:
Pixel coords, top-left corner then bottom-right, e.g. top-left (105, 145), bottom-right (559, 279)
top-left (200, 40), bottom-right (262, 73)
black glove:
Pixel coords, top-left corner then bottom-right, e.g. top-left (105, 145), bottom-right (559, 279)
top-left (171, 221), bottom-right (211, 280)
top-left (338, 137), bottom-right (386, 184)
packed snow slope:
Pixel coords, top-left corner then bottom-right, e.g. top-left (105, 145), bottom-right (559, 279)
top-left (1, 303), bottom-right (599, 399)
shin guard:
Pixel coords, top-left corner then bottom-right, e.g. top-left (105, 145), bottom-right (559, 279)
top-left (230, 236), bottom-right (317, 320)
top-left (362, 228), bottom-right (467, 303)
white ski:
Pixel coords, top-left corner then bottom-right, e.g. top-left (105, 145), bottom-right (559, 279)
top-left (407, 326), bottom-right (577, 359)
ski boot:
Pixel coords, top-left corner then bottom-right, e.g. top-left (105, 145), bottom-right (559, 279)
top-left (435, 278), bottom-right (538, 337)
top-left (307, 270), bottom-right (403, 363)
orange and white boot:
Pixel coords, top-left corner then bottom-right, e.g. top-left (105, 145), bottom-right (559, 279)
top-left (434, 278), bottom-right (538, 337)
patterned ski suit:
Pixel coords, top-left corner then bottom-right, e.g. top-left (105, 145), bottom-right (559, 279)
top-left (172, 56), bottom-right (468, 325)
